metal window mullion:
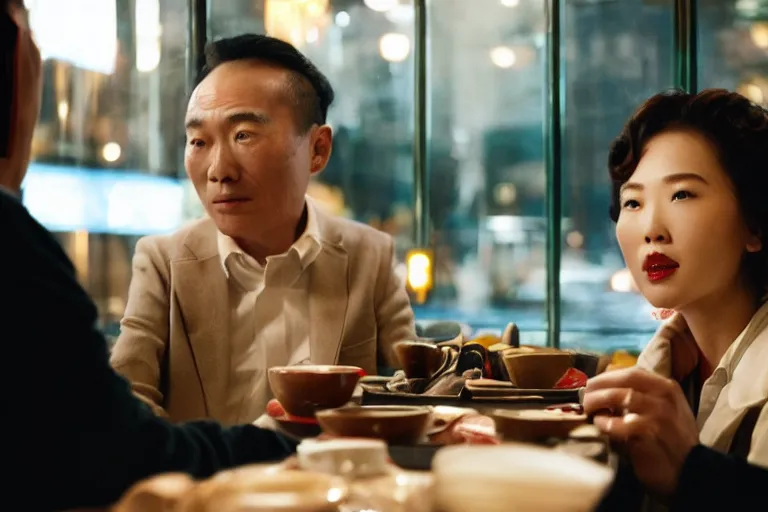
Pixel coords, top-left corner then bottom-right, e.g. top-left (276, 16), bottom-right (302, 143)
top-left (413, 0), bottom-right (429, 248)
top-left (186, 0), bottom-right (208, 96)
top-left (545, 0), bottom-right (563, 349)
top-left (673, 0), bottom-right (698, 92)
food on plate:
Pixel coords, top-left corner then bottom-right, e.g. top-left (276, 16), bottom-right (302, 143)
top-left (553, 368), bottom-right (588, 389)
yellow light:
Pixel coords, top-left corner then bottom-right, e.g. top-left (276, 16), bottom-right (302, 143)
top-left (407, 249), bottom-right (433, 304)
top-left (102, 142), bottom-right (122, 162)
top-left (379, 33), bottom-right (411, 63)
top-left (751, 22), bottom-right (768, 49)
top-left (490, 46), bottom-right (516, 68)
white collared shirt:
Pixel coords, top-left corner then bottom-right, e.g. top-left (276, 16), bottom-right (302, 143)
top-left (217, 199), bottom-right (322, 424)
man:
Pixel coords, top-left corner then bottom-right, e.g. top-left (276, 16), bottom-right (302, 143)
top-left (110, 34), bottom-right (415, 425)
top-left (1, 3), bottom-right (295, 510)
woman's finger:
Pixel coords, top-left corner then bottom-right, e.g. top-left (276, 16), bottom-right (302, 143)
top-left (583, 386), bottom-right (668, 417)
top-left (593, 412), bottom-right (661, 442)
top-left (586, 367), bottom-right (680, 401)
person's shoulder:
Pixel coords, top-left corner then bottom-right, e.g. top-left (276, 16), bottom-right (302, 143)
top-left (322, 211), bottom-right (392, 249)
top-left (0, 187), bottom-right (30, 221)
top-left (0, 187), bottom-right (55, 246)
top-left (135, 216), bottom-right (217, 261)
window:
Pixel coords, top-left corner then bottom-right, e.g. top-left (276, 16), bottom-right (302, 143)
top-left (23, 0), bottom-right (751, 352)
top-left (559, 0), bottom-right (674, 350)
top-left (699, 0), bottom-right (768, 104)
top-left (25, 0), bottom-right (189, 337)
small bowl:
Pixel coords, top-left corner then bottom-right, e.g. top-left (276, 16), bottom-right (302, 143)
top-left (297, 438), bottom-right (389, 478)
top-left (502, 352), bottom-right (572, 389)
top-left (315, 405), bottom-right (432, 444)
top-left (432, 443), bottom-right (613, 512)
top-left (268, 365), bottom-right (362, 418)
top-left (491, 409), bottom-right (588, 442)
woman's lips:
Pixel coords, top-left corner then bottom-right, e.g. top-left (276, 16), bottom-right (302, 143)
top-left (646, 266), bottom-right (678, 282)
top-left (642, 252), bottom-right (679, 282)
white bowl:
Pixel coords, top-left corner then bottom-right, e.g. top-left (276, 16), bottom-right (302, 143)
top-left (431, 443), bottom-right (614, 512)
top-left (297, 438), bottom-right (389, 478)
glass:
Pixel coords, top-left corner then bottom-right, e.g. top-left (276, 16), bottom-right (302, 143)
top-left (417, 0), bottom-right (548, 341)
top-left (24, 0), bottom-right (189, 330)
top-left (208, 0), bottom-right (416, 274)
top-left (559, 0), bottom-right (674, 351)
top-left (698, 0), bottom-right (768, 105)
top-left (22, 0), bottom-right (753, 349)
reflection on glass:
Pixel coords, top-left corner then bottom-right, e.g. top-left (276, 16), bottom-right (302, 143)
top-left (422, 0), bottom-right (547, 337)
top-left (559, 0), bottom-right (674, 350)
top-left (700, 1), bottom-right (768, 106)
top-left (26, 0), bottom-right (768, 347)
top-left (25, 0), bottom-right (189, 332)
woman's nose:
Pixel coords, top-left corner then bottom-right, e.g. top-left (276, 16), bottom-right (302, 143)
top-left (645, 233), bottom-right (667, 243)
top-left (642, 207), bottom-right (671, 244)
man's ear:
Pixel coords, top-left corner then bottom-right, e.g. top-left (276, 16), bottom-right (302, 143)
top-left (310, 125), bottom-right (333, 176)
top-left (746, 231), bottom-right (763, 253)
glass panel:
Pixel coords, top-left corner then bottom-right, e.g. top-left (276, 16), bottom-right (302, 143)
top-left (418, 0), bottom-right (548, 341)
top-left (24, 0), bottom-right (189, 330)
top-left (559, 0), bottom-right (674, 351)
top-left (208, 0), bottom-right (416, 272)
top-left (699, 0), bottom-right (768, 105)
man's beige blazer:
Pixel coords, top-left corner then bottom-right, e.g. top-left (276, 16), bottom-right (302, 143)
top-left (110, 209), bottom-right (415, 424)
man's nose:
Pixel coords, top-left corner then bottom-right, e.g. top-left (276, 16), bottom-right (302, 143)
top-left (207, 144), bottom-right (240, 183)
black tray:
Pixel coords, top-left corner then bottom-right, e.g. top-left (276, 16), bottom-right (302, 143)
top-left (361, 382), bottom-right (579, 413)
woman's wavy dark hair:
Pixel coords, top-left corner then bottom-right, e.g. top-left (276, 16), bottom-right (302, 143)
top-left (608, 88), bottom-right (768, 296)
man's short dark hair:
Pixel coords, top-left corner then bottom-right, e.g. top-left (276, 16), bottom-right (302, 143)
top-left (197, 34), bottom-right (335, 134)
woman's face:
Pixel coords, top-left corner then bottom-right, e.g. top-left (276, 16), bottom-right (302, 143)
top-left (615, 129), bottom-right (761, 311)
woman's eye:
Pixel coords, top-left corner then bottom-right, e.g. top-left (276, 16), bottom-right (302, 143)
top-left (622, 199), bottom-right (640, 209)
top-left (188, 139), bottom-right (205, 148)
top-left (672, 190), bottom-right (694, 201)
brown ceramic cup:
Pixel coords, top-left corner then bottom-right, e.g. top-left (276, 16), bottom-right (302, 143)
top-left (315, 405), bottom-right (432, 444)
top-left (268, 365), bottom-right (362, 418)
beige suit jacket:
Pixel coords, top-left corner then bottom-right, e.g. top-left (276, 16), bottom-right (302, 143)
top-left (110, 209), bottom-right (415, 424)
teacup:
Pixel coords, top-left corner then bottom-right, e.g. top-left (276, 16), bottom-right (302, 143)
top-left (268, 365), bottom-right (362, 418)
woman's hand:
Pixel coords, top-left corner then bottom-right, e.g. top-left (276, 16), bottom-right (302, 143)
top-left (583, 367), bottom-right (699, 497)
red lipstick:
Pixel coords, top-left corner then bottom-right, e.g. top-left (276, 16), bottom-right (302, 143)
top-left (642, 252), bottom-right (679, 282)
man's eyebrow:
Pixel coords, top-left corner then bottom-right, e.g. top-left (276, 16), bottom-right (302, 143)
top-left (184, 117), bottom-right (203, 130)
top-left (226, 111), bottom-right (271, 125)
top-left (184, 112), bottom-right (271, 130)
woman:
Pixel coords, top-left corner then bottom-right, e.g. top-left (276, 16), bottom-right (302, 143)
top-left (584, 89), bottom-right (768, 510)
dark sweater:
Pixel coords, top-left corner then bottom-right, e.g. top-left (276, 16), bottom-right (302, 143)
top-left (0, 188), bottom-right (297, 510)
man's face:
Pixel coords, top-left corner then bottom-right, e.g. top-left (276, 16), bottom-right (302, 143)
top-left (184, 60), bottom-right (332, 241)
